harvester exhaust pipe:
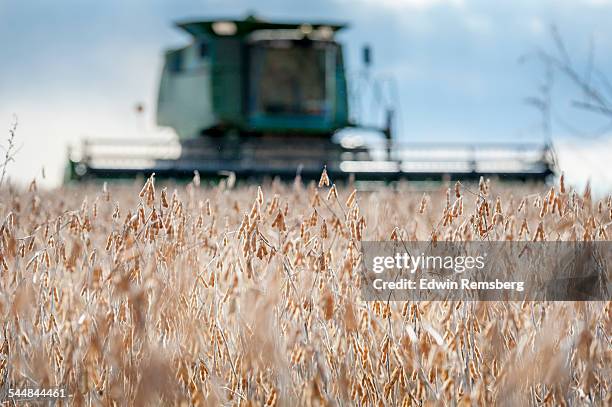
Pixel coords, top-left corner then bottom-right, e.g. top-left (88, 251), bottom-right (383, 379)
top-left (384, 109), bottom-right (393, 161)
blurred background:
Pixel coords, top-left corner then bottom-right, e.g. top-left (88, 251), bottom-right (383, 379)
top-left (1, 0), bottom-right (612, 192)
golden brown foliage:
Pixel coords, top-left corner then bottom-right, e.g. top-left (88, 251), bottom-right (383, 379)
top-left (0, 173), bottom-right (610, 405)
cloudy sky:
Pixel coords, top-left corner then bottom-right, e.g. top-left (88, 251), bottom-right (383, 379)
top-left (1, 0), bottom-right (612, 191)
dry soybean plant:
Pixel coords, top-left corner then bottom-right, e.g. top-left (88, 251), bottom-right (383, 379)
top-left (0, 171), bottom-right (610, 406)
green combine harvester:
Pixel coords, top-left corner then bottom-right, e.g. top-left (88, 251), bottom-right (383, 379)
top-left (67, 15), bottom-right (555, 182)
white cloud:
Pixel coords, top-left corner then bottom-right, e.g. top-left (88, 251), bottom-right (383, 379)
top-left (582, 0), bottom-right (612, 6)
top-left (555, 138), bottom-right (612, 196)
top-left (527, 17), bottom-right (545, 36)
top-left (462, 13), bottom-right (492, 34)
top-left (0, 99), bottom-right (170, 188)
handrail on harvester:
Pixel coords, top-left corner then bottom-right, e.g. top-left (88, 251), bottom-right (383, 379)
top-left (66, 136), bottom-right (556, 182)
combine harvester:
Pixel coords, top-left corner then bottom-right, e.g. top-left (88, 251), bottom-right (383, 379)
top-left (66, 15), bottom-right (555, 182)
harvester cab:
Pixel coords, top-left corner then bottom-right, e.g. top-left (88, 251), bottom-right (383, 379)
top-left (66, 15), bottom-right (555, 182)
top-left (152, 15), bottom-right (372, 178)
top-left (157, 16), bottom-right (351, 140)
